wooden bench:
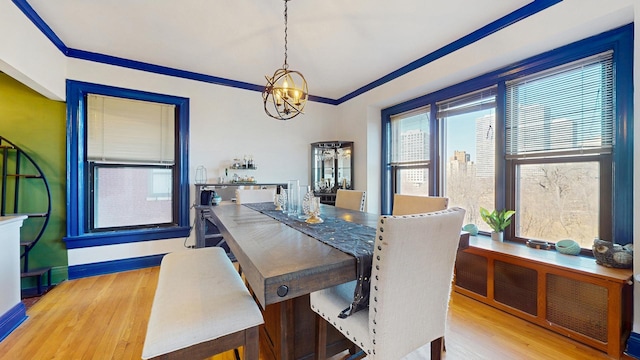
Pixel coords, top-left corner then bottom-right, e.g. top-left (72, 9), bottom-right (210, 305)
top-left (142, 247), bottom-right (263, 360)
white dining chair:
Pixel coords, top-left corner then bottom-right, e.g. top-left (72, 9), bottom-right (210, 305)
top-left (392, 194), bottom-right (448, 216)
top-left (235, 188), bottom-right (276, 204)
top-left (310, 207), bottom-right (466, 360)
top-left (335, 189), bottom-right (366, 212)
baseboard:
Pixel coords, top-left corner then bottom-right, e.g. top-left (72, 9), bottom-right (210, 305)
top-left (0, 303), bottom-right (27, 342)
top-left (626, 332), bottom-right (640, 359)
top-left (68, 254), bottom-right (165, 280)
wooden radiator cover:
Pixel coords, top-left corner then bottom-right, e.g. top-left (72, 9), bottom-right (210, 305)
top-left (454, 237), bottom-right (633, 359)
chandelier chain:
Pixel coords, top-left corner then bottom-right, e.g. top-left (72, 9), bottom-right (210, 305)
top-left (283, 0), bottom-right (288, 69)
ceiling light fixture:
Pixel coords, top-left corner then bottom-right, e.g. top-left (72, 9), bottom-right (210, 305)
top-left (263, 0), bottom-right (308, 120)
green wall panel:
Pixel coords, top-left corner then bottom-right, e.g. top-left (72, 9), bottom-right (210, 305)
top-left (0, 72), bottom-right (67, 287)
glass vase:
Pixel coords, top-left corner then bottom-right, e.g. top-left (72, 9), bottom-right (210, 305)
top-left (286, 180), bottom-right (299, 216)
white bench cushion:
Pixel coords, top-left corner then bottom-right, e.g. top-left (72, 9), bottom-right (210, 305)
top-left (141, 247), bottom-right (263, 359)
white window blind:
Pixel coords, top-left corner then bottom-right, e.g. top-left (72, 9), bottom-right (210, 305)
top-left (87, 94), bottom-right (175, 164)
top-left (390, 106), bottom-right (430, 166)
top-left (505, 51), bottom-right (614, 158)
top-left (436, 86), bottom-right (497, 119)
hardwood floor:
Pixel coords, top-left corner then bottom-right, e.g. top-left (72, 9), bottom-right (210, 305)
top-left (0, 266), bottom-right (621, 359)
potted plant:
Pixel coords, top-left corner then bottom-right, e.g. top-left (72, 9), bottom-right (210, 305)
top-left (479, 207), bottom-right (515, 242)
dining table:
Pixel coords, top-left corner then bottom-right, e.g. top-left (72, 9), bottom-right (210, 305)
top-left (208, 201), bottom-right (379, 360)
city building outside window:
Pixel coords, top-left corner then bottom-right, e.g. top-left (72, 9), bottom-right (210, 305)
top-left (437, 87), bottom-right (497, 230)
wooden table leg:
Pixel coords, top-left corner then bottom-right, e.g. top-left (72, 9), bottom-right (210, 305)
top-left (315, 314), bottom-right (327, 360)
top-left (279, 299), bottom-right (295, 360)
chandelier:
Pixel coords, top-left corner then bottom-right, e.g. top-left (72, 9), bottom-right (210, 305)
top-left (263, 0), bottom-right (308, 120)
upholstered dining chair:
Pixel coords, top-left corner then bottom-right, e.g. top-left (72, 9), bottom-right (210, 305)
top-left (235, 188), bottom-right (276, 204)
top-left (335, 189), bottom-right (366, 212)
top-left (310, 207), bottom-right (466, 360)
top-left (392, 194), bottom-right (448, 216)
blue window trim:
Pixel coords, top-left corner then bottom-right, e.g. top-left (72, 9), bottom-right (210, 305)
top-left (64, 80), bottom-right (190, 249)
top-left (381, 24), bottom-right (633, 246)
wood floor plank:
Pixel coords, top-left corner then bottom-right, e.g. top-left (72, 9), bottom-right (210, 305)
top-left (0, 266), bottom-right (623, 360)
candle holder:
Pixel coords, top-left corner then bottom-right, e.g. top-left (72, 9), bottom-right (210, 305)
top-left (305, 197), bottom-right (323, 224)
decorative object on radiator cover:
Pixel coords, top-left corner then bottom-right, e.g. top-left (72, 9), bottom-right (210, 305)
top-left (462, 223), bottom-right (478, 236)
top-left (592, 238), bottom-right (633, 268)
top-left (480, 207), bottom-right (515, 242)
top-left (555, 239), bottom-right (581, 255)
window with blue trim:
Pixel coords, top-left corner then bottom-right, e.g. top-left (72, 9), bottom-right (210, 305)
top-left (382, 24), bottom-right (633, 250)
top-left (64, 81), bottom-right (190, 248)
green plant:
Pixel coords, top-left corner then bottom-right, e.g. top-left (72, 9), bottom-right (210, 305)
top-left (479, 207), bottom-right (515, 232)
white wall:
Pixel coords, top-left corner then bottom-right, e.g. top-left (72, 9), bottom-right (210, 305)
top-left (63, 59), bottom-right (341, 265)
top-left (0, 1), bottom-right (66, 100)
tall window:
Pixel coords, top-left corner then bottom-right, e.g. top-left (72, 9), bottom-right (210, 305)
top-left (65, 81), bottom-right (190, 248)
top-left (505, 52), bottom-right (613, 248)
top-left (87, 95), bottom-right (176, 230)
top-left (438, 87), bottom-right (497, 229)
top-left (381, 25), bottom-right (632, 250)
top-left (389, 106), bottom-right (431, 196)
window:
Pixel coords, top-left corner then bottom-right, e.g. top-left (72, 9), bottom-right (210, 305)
top-left (505, 53), bottom-right (613, 248)
top-left (87, 94), bottom-right (176, 231)
top-left (64, 81), bottom-right (190, 248)
top-left (437, 87), bottom-right (497, 230)
top-left (381, 25), bottom-right (632, 249)
top-left (389, 106), bottom-right (431, 196)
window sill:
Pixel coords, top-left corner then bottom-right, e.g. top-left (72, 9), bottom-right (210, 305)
top-left (466, 235), bottom-right (631, 282)
top-left (64, 226), bottom-right (190, 249)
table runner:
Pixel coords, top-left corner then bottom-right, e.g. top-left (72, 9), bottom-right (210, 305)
top-left (243, 202), bottom-right (374, 317)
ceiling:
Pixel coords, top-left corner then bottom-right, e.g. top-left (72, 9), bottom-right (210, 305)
top-left (25, 0), bottom-right (537, 101)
